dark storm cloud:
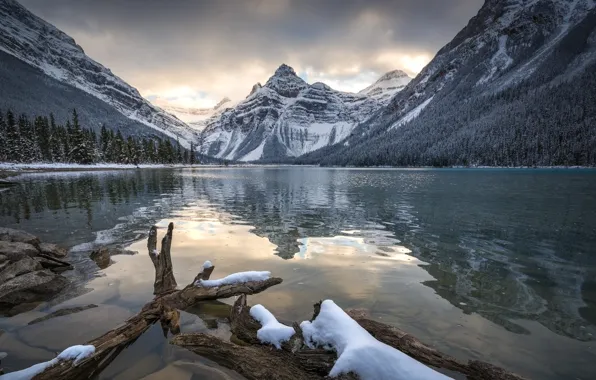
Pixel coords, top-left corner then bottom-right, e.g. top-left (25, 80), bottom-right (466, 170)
top-left (18, 0), bottom-right (483, 106)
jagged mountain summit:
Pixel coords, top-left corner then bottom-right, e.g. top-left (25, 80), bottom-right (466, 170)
top-left (298, 0), bottom-right (596, 167)
top-left (358, 70), bottom-right (411, 104)
top-left (0, 0), bottom-right (196, 146)
top-left (198, 64), bottom-right (406, 161)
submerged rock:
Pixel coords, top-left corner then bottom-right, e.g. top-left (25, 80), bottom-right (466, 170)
top-left (0, 270), bottom-right (69, 307)
top-left (90, 247), bottom-right (137, 269)
top-left (28, 304), bottom-right (98, 325)
top-left (90, 248), bottom-right (111, 269)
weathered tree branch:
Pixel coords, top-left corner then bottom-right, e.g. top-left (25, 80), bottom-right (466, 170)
top-left (345, 310), bottom-right (526, 380)
top-left (149, 223), bottom-right (177, 295)
top-left (24, 222), bottom-right (524, 380)
top-left (28, 223), bottom-right (282, 380)
top-left (172, 295), bottom-right (527, 380)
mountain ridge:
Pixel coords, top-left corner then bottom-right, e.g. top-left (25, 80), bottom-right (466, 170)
top-left (0, 0), bottom-right (196, 146)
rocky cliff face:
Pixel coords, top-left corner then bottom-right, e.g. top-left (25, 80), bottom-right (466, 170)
top-left (199, 64), bottom-right (390, 161)
top-left (0, 0), bottom-right (196, 146)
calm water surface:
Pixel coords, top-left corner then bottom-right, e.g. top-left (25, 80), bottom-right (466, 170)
top-left (0, 167), bottom-right (595, 379)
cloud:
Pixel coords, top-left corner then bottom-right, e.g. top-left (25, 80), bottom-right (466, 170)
top-left (19, 0), bottom-right (483, 107)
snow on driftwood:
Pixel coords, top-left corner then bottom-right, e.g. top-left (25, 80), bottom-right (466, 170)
top-left (300, 300), bottom-right (451, 380)
top-left (195, 271), bottom-right (271, 287)
top-left (249, 304), bottom-right (295, 349)
top-left (202, 260), bottom-right (214, 269)
top-left (0, 345), bottom-right (95, 380)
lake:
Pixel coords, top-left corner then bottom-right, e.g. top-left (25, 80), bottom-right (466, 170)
top-left (0, 167), bottom-right (595, 379)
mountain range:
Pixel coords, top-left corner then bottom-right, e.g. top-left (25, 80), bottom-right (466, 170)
top-left (1, 0), bottom-right (594, 166)
top-left (196, 64), bottom-right (411, 161)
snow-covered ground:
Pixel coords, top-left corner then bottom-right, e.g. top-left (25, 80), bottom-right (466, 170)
top-left (0, 163), bottom-right (199, 172)
top-left (301, 300), bottom-right (451, 380)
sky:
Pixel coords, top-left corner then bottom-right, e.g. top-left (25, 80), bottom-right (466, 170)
top-left (20, 0), bottom-right (483, 109)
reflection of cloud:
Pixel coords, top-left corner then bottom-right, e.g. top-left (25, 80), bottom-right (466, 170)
top-left (295, 235), bottom-right (413, 261)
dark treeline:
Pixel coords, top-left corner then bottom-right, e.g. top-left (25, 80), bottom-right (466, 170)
top-left (0, 108), bottom-right (198, 165)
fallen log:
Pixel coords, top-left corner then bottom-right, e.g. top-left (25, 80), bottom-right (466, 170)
top-left (27, 223), bottom-right (282, 379)
top-left (172, 295), bottom-right (527, 380)
top-left (13, 222), bottom-right (525, 380)
top-left (345, 311), bottom-right (525, 380)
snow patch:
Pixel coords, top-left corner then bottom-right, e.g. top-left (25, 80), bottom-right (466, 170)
top-left (239, 140), bottom-right (266, 162)
top-left (203, 260), bottom-right (213, 269)
top-left (390, 97), bottom-right (434, 130)
top-left (478, 35), bottom-right (514, 85)
top-left (0, 345), bottom-right (95, 380)
top-left (250, 304), bottom-right (295, 349)
top-left (300, 300), bottom-right (450, 380)
top-left (195, 271), bottom-right (271, 287)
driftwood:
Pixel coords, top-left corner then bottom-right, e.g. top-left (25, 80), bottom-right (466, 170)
top-left (21, 221), bottom-right (525, 380)
top-left (30, 223), bottom-right (282, 379)
top-left (345, 311), bottom-right (526, 380)
top-left (171, 295), bottom-right (527, 380)
top-left (172, 294), bottom-right (354, 380)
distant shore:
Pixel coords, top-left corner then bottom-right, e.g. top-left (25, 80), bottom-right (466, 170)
top-left (0, 162), bottom-right (214, 177)
top-left (0, 162), bottom-right (594, 179)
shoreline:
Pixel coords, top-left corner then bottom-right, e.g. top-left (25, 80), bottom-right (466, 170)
top-left (0, 162), bottom-right (594, 179)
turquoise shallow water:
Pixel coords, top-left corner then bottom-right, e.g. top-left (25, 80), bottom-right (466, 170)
top-left (0, 167), bottom-right (595, 379)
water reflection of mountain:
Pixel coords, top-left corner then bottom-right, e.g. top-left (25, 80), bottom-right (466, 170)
top-left (186, 168), bottom-right (596, 342)
top-left (1, 168), bottom-right (594, 342)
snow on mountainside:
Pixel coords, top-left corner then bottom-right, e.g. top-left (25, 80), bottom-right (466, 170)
top-left (0, 0), bottom-right (196, 147)
top-left (358, 70), bottom-right (411, 105)
top-left (296, 0), bottom-right (596, 167)
top-left (152, 96), bottom-right (236, 131)
top-left (357, 0), bottom-right (596, 135)
top-left (198, 64), bottom-right (400, 161)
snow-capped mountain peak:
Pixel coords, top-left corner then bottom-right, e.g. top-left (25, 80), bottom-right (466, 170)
top-left (214, 97), bottom-right (233, 110)
top-left (264, 64), bottom-right (308, 98)
top-left (359, 69), bottom-right (412, 104)
top-left (198, 63), bottom-right (384, 161)
top-left (248, 83), bottom-right (262, 97)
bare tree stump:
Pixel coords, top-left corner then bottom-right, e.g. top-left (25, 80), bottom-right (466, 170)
top-left (147, 223), bottom-right (177, 295)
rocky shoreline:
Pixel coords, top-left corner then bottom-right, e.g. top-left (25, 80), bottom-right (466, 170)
top-left (0, 228), bottom-right (73, 317)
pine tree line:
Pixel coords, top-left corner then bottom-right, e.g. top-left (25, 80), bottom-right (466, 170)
top-left (0, 109), bottom-right (198, 165)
